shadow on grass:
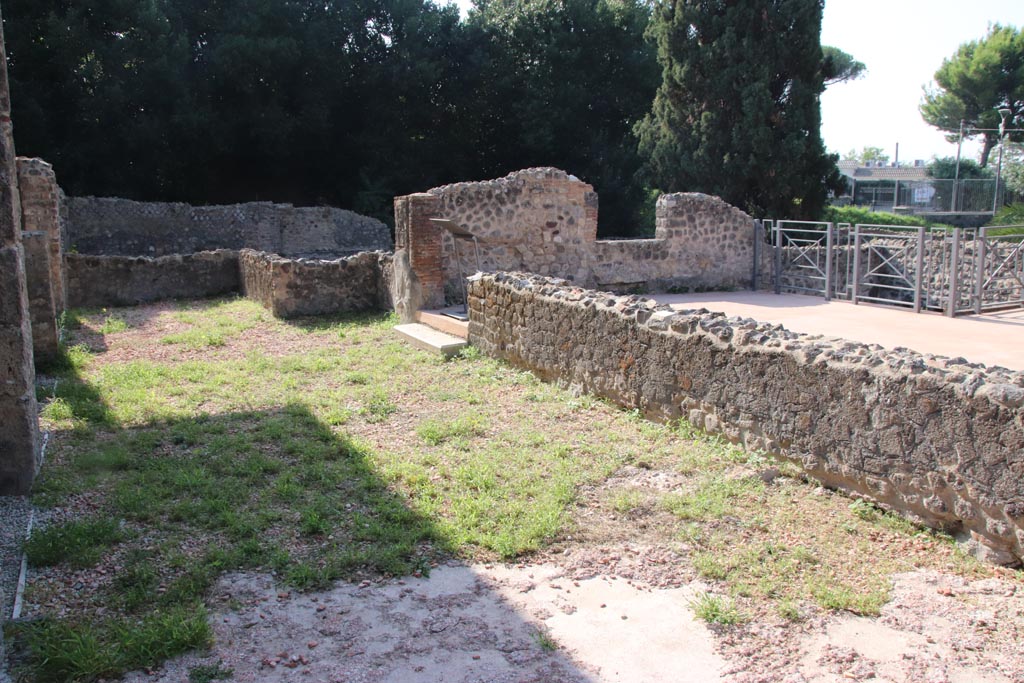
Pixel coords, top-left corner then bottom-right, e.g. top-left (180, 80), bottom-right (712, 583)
top-left (9, 343), bottom-right (444, 682)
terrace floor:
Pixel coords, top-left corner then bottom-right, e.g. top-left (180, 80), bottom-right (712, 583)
top-left (654, 291), bottom-right (1024, 372)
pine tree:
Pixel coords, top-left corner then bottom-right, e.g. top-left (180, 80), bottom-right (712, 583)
top-left (635, 0), bottom-right (842, 219)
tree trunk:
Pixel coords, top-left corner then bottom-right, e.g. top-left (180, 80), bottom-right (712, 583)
top-left (980, 135), bottom-right (997, 168)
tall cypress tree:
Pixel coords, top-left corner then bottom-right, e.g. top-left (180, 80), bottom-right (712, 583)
top-left (635, 0), bottom-right (842, 219)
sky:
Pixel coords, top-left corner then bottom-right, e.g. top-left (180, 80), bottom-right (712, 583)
top-left (452, 0), bottom-right (1024, 165)
top-left (820, 0), bottom-right (1024, 164)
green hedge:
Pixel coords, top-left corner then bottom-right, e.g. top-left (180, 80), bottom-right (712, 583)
top-left (821, 206), bottom-right (931, 228)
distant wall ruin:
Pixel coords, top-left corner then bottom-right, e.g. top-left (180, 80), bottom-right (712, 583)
top-left (66, 251), bottom-right (241, 308)
top-left (239, 249), bottom-right (392, 318)
top-left (394, 167), bottom-right (759, 308)
top-left (66, 197), bottom-right (392, 258)
top-left (467, 272), bottom-right (1024, 566)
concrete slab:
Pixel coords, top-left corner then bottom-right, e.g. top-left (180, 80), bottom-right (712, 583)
top-left (653, 291), bottom-right (1024, 371)
top-left (415, 309), bottom-right (469, 339)
top-left (395, 323), bottom-right (467, 357)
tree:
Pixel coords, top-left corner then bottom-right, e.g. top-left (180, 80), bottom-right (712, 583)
top-left (466, 0), bottom-right (660, 235)
top-left (920, 24), bottom-right (1024, 167)
top-left (1001, 143), bottom-right (1024, 194)
top-left (926, 156), bottom-right (992, 180)
top-left (635, 0), bottom-right (842, 219)
top-left (822, 46), bottom-right (865, 86)
top-left (842, 146), bottom-right (889, 165)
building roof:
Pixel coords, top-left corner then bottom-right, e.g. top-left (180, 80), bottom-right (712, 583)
top-left (837, 161), bottom-right (930, 182)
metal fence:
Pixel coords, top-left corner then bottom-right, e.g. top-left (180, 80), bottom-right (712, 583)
top-left (766, 221), bottom-right (1024, 316)
top-left (849, 179), bottom-right (1019, 214)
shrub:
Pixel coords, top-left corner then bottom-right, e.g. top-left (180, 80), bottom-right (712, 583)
top-left (822, 206), bottom-right (930, 228)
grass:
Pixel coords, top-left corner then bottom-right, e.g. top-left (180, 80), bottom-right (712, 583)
top-left (188, 662), bottom-right (234, 683)
top-left (689, 592), bottom-right (747, 625)
top-left (24, 518), bottom-right (125, 569)
top-left (18, 296), bottom-right (1006, 681)
top-left (7, 606), bottom-right (211, 683)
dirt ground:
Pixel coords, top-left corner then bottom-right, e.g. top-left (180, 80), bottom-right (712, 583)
top-left (120, 463), bottom-right (1024, 683)
top-left (121, 548), bottom-right (1024, 683)
top-left (24, 301), bottom-right (1024, 683)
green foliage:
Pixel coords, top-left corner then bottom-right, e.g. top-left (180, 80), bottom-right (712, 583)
top-left (9, 606), bottom-right (211, 683)
top-left (821, 206), bottom-right (931, 228)
top-left (636, 0), bottom-right (842, 219)
top-left (5, 0), bottom-right (659, 233)
top-left (25, 518), bottom-right (124, 569)
top-left (689, 592), bottom-right (747, 625)
top-left (822, 46), bottom-right (865, 86)
top-left (920, 24), bottom-right (1024, 167)
top-left (841, 146), bottom-right (889, 165)
top-left (189, 663), bottom-right (234, 683)
top-left (989, 203), bottom-right (1024, 226)
top-left (927, 156), bottom-right (993, 179)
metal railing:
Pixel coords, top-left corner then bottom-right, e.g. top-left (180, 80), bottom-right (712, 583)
top-left (973, 225), bottom-right (1024, 313)
top-left (770, 220), bottom-right (835, 300)
top-left (767, 221), bottom-right (1024, 317)
top-left (850, 225), bottom-right (928, 312)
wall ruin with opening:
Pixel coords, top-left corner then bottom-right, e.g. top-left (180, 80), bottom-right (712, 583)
top-left (394, 168), bottom-right (760, 309)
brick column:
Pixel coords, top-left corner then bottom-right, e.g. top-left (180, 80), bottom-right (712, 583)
top-left (0, 4), bottom-right (41, 494)
top-left (394, 193), bottom-right (444, 309)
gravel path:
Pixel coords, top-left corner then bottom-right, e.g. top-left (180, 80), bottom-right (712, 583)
top-left (0, 496), bottom-right (31, 620)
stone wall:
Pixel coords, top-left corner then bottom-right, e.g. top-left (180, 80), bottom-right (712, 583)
top-left (66, 251), bottom-right (241, 308)
top-left (0, 9), bottom-right (41, 494)
top-left (66, 197), bottom-right (393, 258)
top-left (467, 272), bottom-right (1024, 566)
top-left (17, 158), bottom-right (65, 363)
top-left (394, 168), bottom-right (760, 307)
top-left (238, 249), bottom-right (390, 318)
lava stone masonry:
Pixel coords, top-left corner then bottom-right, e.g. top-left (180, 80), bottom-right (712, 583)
top-left (468, 272), bottom-right (1024, 566)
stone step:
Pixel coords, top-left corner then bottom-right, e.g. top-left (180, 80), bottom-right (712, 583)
top-left (394, 323), bottom-right (467, 358)
top-left (415, 309), bottom-right (469, 340)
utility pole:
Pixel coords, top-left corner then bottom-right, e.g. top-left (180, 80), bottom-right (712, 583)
top-left (994, 109), bottom-right (1011, 213)
top-left (953, 119), bottom-right (964, 212)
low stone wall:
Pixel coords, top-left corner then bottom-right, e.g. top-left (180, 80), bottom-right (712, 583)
top-left (66, 251), bottom-right (241, 308)
top-left (238, 249), bottom-right (389, 318)
top-left (467, 272), bottom-right (1024, 566)
top-left (66, 197), bottom-right (392, 258)
top-left (395, 168), bottom-right (760, 308)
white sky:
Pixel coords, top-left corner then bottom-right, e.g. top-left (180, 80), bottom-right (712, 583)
top-left (821, 0), bottom-right (1024, 164)
top-left (451, 0), bottom-right (1024, 164)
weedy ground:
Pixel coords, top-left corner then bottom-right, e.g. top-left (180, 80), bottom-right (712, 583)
top-left (8, 296), bottom-right (1010, 682)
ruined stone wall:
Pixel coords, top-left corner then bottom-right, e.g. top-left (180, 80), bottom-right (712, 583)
top-left (17, 158), bottom-right (65, 362)
top-left (0, 9), bottom-right (40, 494)
top-left (395, 168), bottom-right (761, 307)
top-left (593, 193), bottom-right (757, 292)
top-left (66, 251), bottom-right (241, 308)
top-left (428, 168), bottom-right (598, 300)
top-left (65, 197), bottom-right (392, 258)
top-left (238, 249), bottom-right (389, 318)
top-left (467, 272), bottom-right (1024, 566)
